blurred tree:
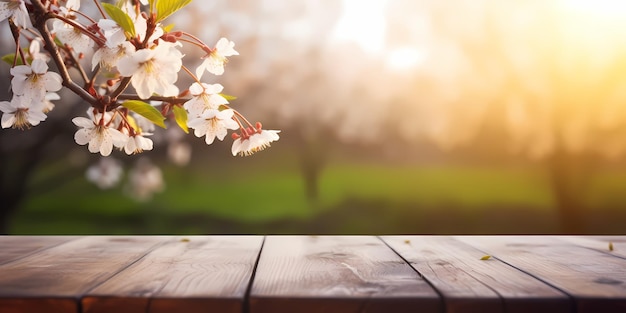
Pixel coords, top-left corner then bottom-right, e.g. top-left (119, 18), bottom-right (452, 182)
top-left (0, 80), bottom-right (84, 233)
top-left (385, 0), bottom-right (626, 233)
top-left (185, 0), bottom-right (345, 202)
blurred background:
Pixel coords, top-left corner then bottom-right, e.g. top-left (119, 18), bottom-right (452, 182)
top-left (2, 0), bottom-right (626, 234)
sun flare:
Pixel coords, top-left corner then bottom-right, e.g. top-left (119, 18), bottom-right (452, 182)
top-left (561, 0), bottom-right (626, 17)
top-left (385, 47), bottom-right (424, 71)
top-left (330, 0), bottom-right (388, 54)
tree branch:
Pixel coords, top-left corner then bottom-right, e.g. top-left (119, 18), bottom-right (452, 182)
top-left (117, 94), bottom-right (189, 104)
top-left (30, 0), bottom-right (98, 106)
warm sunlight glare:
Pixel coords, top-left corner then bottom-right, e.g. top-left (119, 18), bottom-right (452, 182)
top-left (331, 0), bottom-right (388, 54)
top-left (562, 0), bottom-right (626, 17)
top-left (385, 47), bottom-right (424, 71)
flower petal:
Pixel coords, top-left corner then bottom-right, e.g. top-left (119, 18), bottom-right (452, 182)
top-left (0, 101), bottom-right (13, 113)
top-left (109, 128), bottom-right (129, 148)
top-left (30, 59), bottom-right (49, 74)
top-left (72, 116), bottom-right (93, 128)
top-left (231, 138), bottom-right (243, 156)
top-left (74, 129), bottom-right (91, 145)
top-left (44, 72), bottom-right (63, 92)
top-left (99, 136), bottom-right (114, 156)
top-left (1, 113), bottom-right (15, 128)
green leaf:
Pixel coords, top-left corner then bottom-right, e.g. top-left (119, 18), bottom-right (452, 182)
top-left (126, 114), bottom-right (140, 132)
top-left (121, 100), bottom-right (166, 128)
top-left (172, 105), bottom-right (189, 133)
top-left (1, 53), bottom-right (23, 66)
top-left (102, 3), bottom-right (136, 38)
top-left (156, 0), bottom-right (193, 22)
top-left (162, 23), bottom-right (175, 33)
top-left (219, 93), bottom-right (237, 101)
top-left (480, 255), bottom-right (491, 260)
top-left (54, 37), bottom-right (64, 48)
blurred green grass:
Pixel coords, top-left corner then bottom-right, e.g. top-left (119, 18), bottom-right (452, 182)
top-left (9, 155), bottom-right (626, 234)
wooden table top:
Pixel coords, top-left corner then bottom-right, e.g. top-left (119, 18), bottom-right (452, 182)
top-left (0, 235), bottom-right (624, 313)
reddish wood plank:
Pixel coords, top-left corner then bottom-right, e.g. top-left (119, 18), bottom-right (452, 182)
top-left (383, 236), bottom-right (571, 313)
top-left (249, 236), bottom-right (440, 313)
top-left (0, 236), bottom-right (78, 265)
top-left (457, 236), bottom-right (626, 313)
top-left (82, 236), bottom-right (263, 313)
top-left (0, 236), bottom-right (168, 313)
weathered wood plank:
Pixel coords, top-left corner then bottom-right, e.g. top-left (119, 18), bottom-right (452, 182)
top-left (0, 236), bottom-right (78, 265)
top-left (456, 236), bottom-right (626, 313)
top-left (82, 236), bottom-right (264, 313)
top-left (0, 236), bottom-right (168, 313)
top-left (249, 235), bottom-right (440, 313)
top-left (383, 236), bottom-right (571, 313)
top-left (559, 236), bottom-right (626, 259)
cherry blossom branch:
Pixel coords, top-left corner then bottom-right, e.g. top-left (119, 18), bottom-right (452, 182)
top-left (7, 20), bottom-right (26, 67)
top-left (228, 106), bottom-right (254, 127)
top-left (88, 64), bottom-right (101, 89)
top-left (109, 76), bottom-right (132, 103)
top-left (180, 65), bottom-right (201, 84)
top-left (180, 32), bottom-right (207, 49)
top-left (117, 94), bottom-right (189, 104)
top-left (93, 0), bottom-right (107, 19)
top-left (63, 44), bottom-right (90, 84)
top-left (30, 0), bottom-right (98, 106)
top-left (2, 0), bottom-right (279, 164)
top-left (49, 13), bottom-right (105, 46)
top-left (72, 8), bottom-right (99, 26)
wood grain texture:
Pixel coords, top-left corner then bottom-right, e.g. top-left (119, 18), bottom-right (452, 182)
top-left (249, 235), bottom-right (440, 313)
top-left (0, 236), bottom-right (168, 313)
top-left (559, 236), bottom-right (626, 259)
top-left (0, 235), bottom-right (624, 313)
top-left (383, 236), bottom-right (571, 313)
top-left (456, 236), bottom-right (626, 313)
top-left (82, 236), bottom-right (264, 313)
top-left (0, 236), bottom-right (77, 265)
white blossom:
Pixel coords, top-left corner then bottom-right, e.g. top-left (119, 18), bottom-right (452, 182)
top-left (187, 109), bottom-right (239, 145)
top-left (0, 95), bottom-right (47, 129)
top-left (117, 41), bottom-right (183, 99)
top-left (119, 0), bottom-right (164, 44)
top-left (167, 141), bottom-right (191, 166)
top-left (124, 133), bottom-right (154, 155)
top-left (10, 59), bottom-right (62, 104)
top-left (232, 129), bottom-right (280, 157)
top-left (92, 41), bottom-right (135, 70)
top-left (86, 157), bottom-right (123, 189)
top-left (43, 92), bottom-right (60, 113)
top-left (183, 83), bottom-right (228, 117)
top-left (126, 157), bottom-right (164, 201)
top-left (52, 21), bottom-right (94, 55)
top-left (28, 39), bottom-right (51, 62)
top-left (51, 0), bottom-right (92, 54)
top-left (0, 0), bottom-right (31, 29)
top-left (196, 37), bottom-right (239, 78)
top-left (72, 111), bottom-right (128, 156)
top-left (98, 18), bottom-right (127, 48)
top-left (92, 19), bottom-right (137, 70)
top-left (59, 0), bottom-right (81, 16)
